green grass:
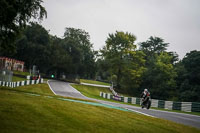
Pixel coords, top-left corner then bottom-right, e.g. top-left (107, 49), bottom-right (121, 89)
top-left (0, 86), bottom-right (199, 133)
top-left (14, 83), bottom-right (55, 96)
top-left (13, 70), bottom-right (29, 76)
top-left (71, 84), bottom-right (142, 104)
top-left (12, 70), bottom-right (29, 82)
top-left (80, 79), bottom-right (110, 86)
top-left (71, 84), bottom-right (112, 100)
top-left (72, 84), bottom-right (200, 116)
top-left (12, 76), bottom-right (26, 82)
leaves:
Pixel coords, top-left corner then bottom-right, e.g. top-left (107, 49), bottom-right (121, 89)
top-left (99, 31), bottom-right (145, 94)
top-left (0, 0), bottom-right (47, 55)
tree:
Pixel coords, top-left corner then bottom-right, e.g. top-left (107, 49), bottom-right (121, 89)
top-left (14, 23), bottom-right (51, 73)
top-left (48, 36), bottom-right (72, 78)
top-left (139, 36), bottom-right (169, 56)
top-left (139, 37), bottom-right (177, 100)
top-left (147, 52), bottom-right (177, 100)
top-left (63, 28), bottom-right (96, 78)
top-left (176, 50), bottom-right (200, 102)
top-left (101, 31), bottom-right (145, 94)
top-left (0, 0), bottom-right (47, 55)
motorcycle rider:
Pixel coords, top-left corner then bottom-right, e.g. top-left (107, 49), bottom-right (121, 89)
top-left (140, 88), bottom-right (150, 107)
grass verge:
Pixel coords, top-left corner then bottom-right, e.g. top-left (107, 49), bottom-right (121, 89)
top-left (12, 76), bottom-right (27, 82)
top-left (80, 79), bottom-right (110, 86)
top-left (71, 84), bottom-right (111, 100)
top-left (13, 70), bottom-right (29, 76)
top-left (0, 85), bottom-right (199, 133)
top-left (72, 84), bottom-right (200, 116)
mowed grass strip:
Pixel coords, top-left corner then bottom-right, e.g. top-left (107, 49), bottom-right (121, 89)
top-left (12, 76), bottom-right (27, 82)
top-left (13, 83), bottom-right (55, 96)
top-left (13, 70), bottom-right (29, 76)
top-left (71, 84), bottom-right (137, 105)
top-left (72, 84), bottom-right (200, 116)
top-left (80, 79), bottom-right (110, 86)
top-left (71, 84), bottom-right (111, 100)
top-left (0, 87), bottom-right (199, 133)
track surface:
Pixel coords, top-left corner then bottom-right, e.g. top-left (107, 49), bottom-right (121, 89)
top-left (48, 80), bottom-right (200, 129)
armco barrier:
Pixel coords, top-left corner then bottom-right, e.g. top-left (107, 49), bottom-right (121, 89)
top-left (0, 78), bottom-right (44, 88)
top-left (99, 92), bottom-right (200, 112)
top-left (158, 100), bottom-right (165, 108)
top-left (192, 102), bottom-right (200, 112)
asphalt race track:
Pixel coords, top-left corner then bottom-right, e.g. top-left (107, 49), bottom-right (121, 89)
top-left (48, 80), bottom-right (200, 129)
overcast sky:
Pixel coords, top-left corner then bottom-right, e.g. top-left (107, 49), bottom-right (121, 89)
top-left (41, 0), bottom-right (200, 59)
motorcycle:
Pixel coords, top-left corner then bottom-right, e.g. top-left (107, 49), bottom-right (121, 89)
top-left (141, 95), bottom-right (151, 109)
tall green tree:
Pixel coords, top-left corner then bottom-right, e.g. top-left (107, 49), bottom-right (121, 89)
top-left (63, 28), bottom-right (96, 78)
top-left (139, 36), bottom-right (169, 56)
top-left (14, 23), bottom-right (50, 73)
top-left (139, 36), bottom-right (177, 100)
top-left (48, 35), bottom-right (72, 78)
top-left (147, 52), bottom-right (177, 99)
top-left (0, 0), bottom-right (47, 56)
top-left (101, 31), bottom-right (145, 94)
top-left (176, 50), bottom-right (200, 102)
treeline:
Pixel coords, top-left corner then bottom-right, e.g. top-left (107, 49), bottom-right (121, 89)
top-left (1, 22), bottom-right (200, 102)
top-left (96, 32), bottom-right (200, 102)
top-left (0, 0), bottom-right (199, 102)
top-left (8, 23), bottom-right (96, 79)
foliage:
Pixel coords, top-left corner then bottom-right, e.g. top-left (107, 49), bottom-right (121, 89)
top-left (100, 31), bottom-right (146, 95)
top-left (147, 53), bottom-right (177, 99)
top-left (176, 50), bottom-right (200, 102)
top-left (1, 7), bottom-right (199, 102)
top-left (10, 24), bottom-right (96, 80)
top-left (139, 37), bottom-right (177, 100)
top-left (139, 36), bottom-right (169, 57)
top-left (14, 22), bottom-right (51, 73)
top-left (0, 0), bottom-right (47, 55)
top-left (62, 28), bottom-right (96, 78)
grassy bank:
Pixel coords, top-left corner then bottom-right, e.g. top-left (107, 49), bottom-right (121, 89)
top-left (80, 79), bottom-right (110, 86)
top-left (0, 85), bottom-right (199, 133)
top-left (13, 70), bottom-right (29, 76)
top-left (72, 84), bottom-right (200, 116)
top-left (71, 84), bottom-right (111, 100)
top-left (12, 76), bottom-right (26, 82)
top-left (13, 83), bottom-right (54, 96)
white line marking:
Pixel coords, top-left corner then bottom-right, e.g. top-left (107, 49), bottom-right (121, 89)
top-left (80, 83), bottom-right (110, 88)
top-left (47, 80), bottom-right (57, 95)
top-left (125, 108), bottom-right (157, 118)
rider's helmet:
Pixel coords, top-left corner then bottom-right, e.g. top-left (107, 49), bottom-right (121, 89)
top-left (144, 88), bottom-right (148, 92)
